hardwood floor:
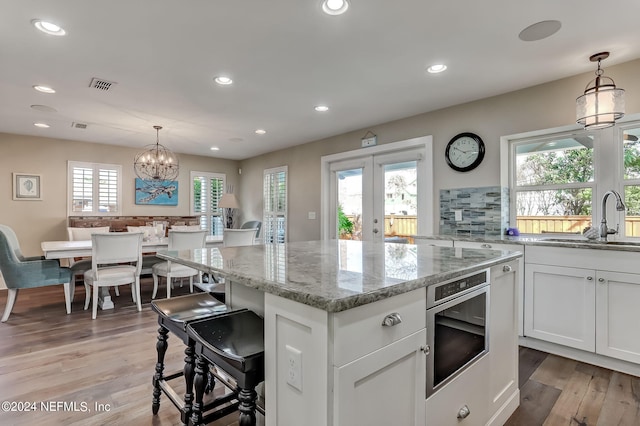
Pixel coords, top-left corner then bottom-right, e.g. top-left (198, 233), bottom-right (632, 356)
top-left (1, 282), bottom-right (639, 425)
top-left (505, 347), bottom-right (640, 425)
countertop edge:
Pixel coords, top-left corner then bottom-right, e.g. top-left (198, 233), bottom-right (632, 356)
top-left (413, 235), bottom-right (640, 252)
top-left (157, 250), bottom-right (521, 313)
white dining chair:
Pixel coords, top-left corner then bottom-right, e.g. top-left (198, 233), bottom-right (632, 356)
top-left (202, 228), bottom-right (258, 302)
top-left (152, 230), bottom-right (207, 299)
top-left (126, 226), bottom-right (163, 276)
top-left (223, 228), bottom-right (257, 247)
top-left (67, 226), bottom-right (110, 299)
top-left (83, 232), bottom-right (143, 319)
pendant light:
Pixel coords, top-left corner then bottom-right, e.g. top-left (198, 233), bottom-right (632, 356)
top-left (134, 126), bottom-right (179, 182)
top-left (576, 52), bottom-right (625, 130)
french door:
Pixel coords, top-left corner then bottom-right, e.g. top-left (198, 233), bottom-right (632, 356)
top-left (322, 137), bottom-right (432, 241)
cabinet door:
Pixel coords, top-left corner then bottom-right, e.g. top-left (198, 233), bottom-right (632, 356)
top-left (596, 271), bottom-right (640, 363)
top-left (489, 261), bottom-right (518, 418)
top-left (334, 329), bottom-right (426, 426)
top-left (524, 264), bottom-right (595, 351)
top-left (455, 241), bottom-right (525, 336)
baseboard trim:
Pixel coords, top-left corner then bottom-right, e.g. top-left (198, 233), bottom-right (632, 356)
top-left (519, 337), bottom-right (640, 377)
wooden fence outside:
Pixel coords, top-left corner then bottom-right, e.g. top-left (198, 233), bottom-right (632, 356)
top-left (517, 216), bottom-right (640, 237)
top-left (345, 215), bottom-right (640, 238)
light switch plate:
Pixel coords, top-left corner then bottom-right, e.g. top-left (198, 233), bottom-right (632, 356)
top-left (308, 211), bottom-right (316, 220)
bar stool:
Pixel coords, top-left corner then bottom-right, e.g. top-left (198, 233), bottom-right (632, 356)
top-left (151, 293), bottom-right (243, 425)
top-left (187, 309), bottom-right (265, 426)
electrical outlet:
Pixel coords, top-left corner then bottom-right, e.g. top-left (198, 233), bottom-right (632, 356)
top-left (308, 211), bottom-right (316, 220)
top-left (455, 210), bottom-right (463, 222)
top-left (286, 345), bottom-right (302, 391)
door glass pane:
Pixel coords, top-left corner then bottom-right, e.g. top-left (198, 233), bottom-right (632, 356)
top-left (384, 161), bottom-right (417, 243)
top-left (337, 168), bottom-right (362, 240)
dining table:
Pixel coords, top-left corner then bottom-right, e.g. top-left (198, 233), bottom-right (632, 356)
top-left (41, 235), bottom-right (223, 310)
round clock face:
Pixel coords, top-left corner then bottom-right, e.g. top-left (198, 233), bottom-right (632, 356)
top-left (445, 132), bottom-right (485, 172)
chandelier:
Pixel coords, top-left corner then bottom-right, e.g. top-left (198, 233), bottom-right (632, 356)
top-left (134, 125), bottom-right (179, 182)
top-left (576, 52), bottom-right (625, 130)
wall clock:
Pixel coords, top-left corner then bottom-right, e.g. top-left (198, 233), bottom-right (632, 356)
top-left (445, 132), bottom-right (485, 172)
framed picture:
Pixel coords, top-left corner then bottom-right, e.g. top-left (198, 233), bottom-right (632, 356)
top-left (135, 178), bottom-right (178, 206)
top-left (13, 173), bottom-right (42, 200)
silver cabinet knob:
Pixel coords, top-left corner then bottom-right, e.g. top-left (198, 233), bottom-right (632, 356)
top-left (373, 228), bottom-right (379, 234)
top-left (503, 264), bottom-right (512, 272)
top-left (457, 405), bottom-right (470, 419)
top-left (381, 312), bottom-right (402, 327)
top-left (481, 244), bottom-right (492, 249)
top-left (420, 345), bottom-right (431, 355)
top-left (587, 276), bottom-right (593, 281)
top-left (598, 277), bottom-right (605, 283)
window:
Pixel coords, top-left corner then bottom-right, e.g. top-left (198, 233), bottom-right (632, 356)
top-left (263, 166), bottom-right (287, 243)
top-left (512, 132), bottom-right (595, 234)
top-left (68, 161), bottom-right (122, 215)
top-left (191, 171), bottom-right (225, 236)
top-left (508, 121), bottom-right (640, 238)
top-left (622, 126), bottom-right (640, 237)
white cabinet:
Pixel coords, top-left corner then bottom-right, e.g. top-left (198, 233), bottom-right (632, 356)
top-left (596, 271), bottom-right (640, 364)
top-left (332, 288), bottom-right (426, 426)
top-left (524, 246), bottom-right (640, 367)
top-left (425, 354), bottom-right (490, 426)
top-left (488, 261), bottom-right (519, 422)
top-left (454, 241), bottom-right (525, 336)
top-left (524, 264), bottom-right (595, 351)
top-left (334, 329), bottom-right (426, 426)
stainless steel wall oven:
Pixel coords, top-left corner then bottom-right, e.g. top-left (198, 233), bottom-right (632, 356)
top-left (426, 270), bottom-right (489, 397)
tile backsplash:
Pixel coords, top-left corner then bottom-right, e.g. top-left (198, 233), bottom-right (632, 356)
top-left (439, 186), bottom-right (509, 237)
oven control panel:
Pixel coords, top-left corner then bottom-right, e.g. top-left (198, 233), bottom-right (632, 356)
top-left (434, 271), bottom-right (487, 302)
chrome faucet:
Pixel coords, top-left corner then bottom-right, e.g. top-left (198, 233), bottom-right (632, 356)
top-left (600, 190), bottom-right (626, 240)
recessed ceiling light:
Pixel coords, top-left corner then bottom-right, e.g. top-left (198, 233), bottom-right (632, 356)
top-left (33, 85), bottom-right (56, 94)
top-left (518, 20), bottom-right (561, 42)
top-left (315, 105), bottom-right (329, 112)
top-left (255, 129), bottom-right (266, 135)
top-left (210, 146), bottom-right (220, 151)
top-left (322, 0), bottom-right (349, 15)
top-left (34, 122), bottom-right (50, 128)
top-left (214, 76), bottom-right (233, 85)
top-left (30, 104), bottom-right (57, 113)
top-left (427, 64), bottom-right (447, 74)
top-left (32, 19), bottom-right (66, 36)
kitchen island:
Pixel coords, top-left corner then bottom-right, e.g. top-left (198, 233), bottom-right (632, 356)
top-left (156, 239), bottom-right (522, 426)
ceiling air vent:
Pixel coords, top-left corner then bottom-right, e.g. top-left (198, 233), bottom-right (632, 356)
top-left (89, 78), bottom-right (117, 91)
top-left (72, 122), bottom-right (88, 129)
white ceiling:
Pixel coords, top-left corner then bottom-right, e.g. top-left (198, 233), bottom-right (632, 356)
top-left (2, 0), bottom-right (640, 160)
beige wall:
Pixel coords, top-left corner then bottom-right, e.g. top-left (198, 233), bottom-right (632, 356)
top-left (2, 58), bottom-right (640, 255)
top-left (239, 58), bottom-right (640, 242)
top-left (0, 134), bottom-right (239, 256)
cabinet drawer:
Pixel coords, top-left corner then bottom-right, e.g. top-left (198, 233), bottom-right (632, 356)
top-left (332, 288), bottom-right (426, 366)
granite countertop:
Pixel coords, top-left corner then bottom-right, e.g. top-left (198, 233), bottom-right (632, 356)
top-left (413, 234), bottom-right (640, 252)
top-left (156, 239), bottom-right (521, 313)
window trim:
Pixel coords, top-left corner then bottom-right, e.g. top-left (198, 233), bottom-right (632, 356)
top-left (67, 160), bottom-right (122, 216)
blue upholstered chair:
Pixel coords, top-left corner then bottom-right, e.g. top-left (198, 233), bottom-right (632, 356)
top-left (0, 224), bottom-right (73, 322)
top-left (240, 221), bottom-right (262, 239)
